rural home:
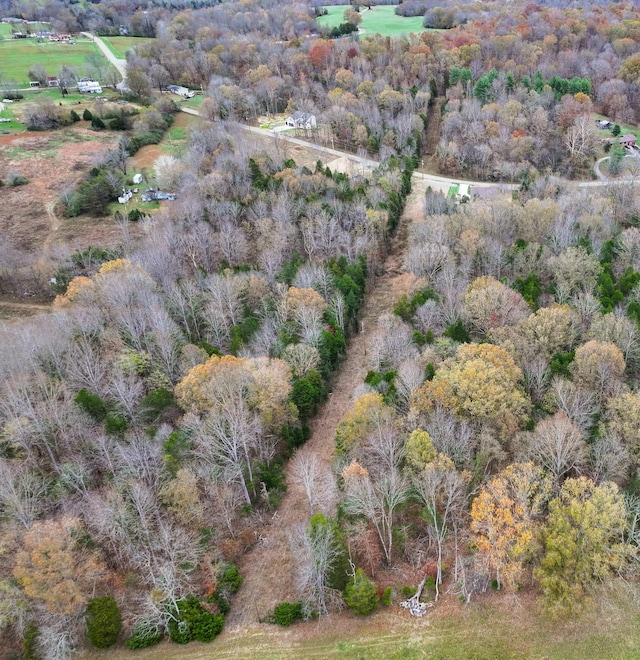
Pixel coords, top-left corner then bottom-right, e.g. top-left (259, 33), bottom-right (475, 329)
top-left (596, 119), bottom-right (612, 130)
top-left (166, 85), bottom-right (194, 98)
top-left (77, 78), bottom-right (102, 94)
top-left (47, 77), bottom-right (58, 87)
top-left (620, 134), bottom-right (638, 149)
top-left (285, 111), bottom-right (317, 130)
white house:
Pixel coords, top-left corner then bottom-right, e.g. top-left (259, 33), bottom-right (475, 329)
top-left (285, 111), bottom-right (317, 130)
top-left (77, 78), bottom-right (102, 94)
top-left (166, 85), bottom-right (194, 98)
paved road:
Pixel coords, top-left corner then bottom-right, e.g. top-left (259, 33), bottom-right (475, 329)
top-left (181, 108), bottom-right (516, 193)
top-left (93, 52), bottom-right (638, 192)
top-left (81, 32), bottom-right (127, 79)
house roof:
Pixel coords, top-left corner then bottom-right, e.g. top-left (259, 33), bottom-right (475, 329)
top-left (620, 134), bottom-right (637, 142)
top-left (291, 110), bottom-right (314, 121)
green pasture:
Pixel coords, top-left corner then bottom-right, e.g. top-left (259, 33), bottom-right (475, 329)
top-left (316, 5), bottom-right (427, 37)
top-left (100, 36), bottom-right (152, 59)
top-left (0, 38), bottom-right (113, 87)
top-left (0, 103), bottom-right (24, 133)
top-left (0, 22), bottom-right (51, 40)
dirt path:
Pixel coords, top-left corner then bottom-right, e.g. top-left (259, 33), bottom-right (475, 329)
top-left (227, 180), bottom-right (427, 630)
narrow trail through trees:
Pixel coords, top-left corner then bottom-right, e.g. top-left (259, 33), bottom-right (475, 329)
top-left (226, 180), bottom-right (428, 630)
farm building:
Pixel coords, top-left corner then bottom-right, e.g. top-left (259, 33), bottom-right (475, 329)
top-left (285, 111), bottom-right (317, 129)
top-left (77, 78), bottom-right (102, 94)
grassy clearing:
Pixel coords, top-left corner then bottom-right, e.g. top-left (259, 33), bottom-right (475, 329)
top-left (316, 5), bottom-right (427, 37)
top-left (0, 23), bottom-right (12, 39)
top-left (593, 112), bottom-right (639, 140)
top-left (0, 104), bottom-right (25, 133)
top-left (100, 36), bottom-right (152, 59)
top-left (84, 584), bottom-right (640, 660)
top-left (181, 94), bottom-right (205, 108)
top-left (0, 38), bottom-right (112, 86)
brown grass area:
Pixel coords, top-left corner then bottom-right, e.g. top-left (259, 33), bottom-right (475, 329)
top-left (0, 128), bottom-right (117, 253)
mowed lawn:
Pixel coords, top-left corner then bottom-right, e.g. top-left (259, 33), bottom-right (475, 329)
top-left (0, 38), bottom-right (112, 86)
top-left (316, 5), bottom-right (427, 37)
top-left (101, 36), bottom-right (152, 59)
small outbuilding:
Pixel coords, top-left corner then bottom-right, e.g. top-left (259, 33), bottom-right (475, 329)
top-left (132, 173), bottom-right (143, 184)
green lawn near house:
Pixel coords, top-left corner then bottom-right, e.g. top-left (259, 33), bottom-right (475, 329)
top-left (0, 38), bottom-right (112, 86)
top-left (316, 5), bottom-right (427, 37)
top-left (100, 36), bottom-right (152, 59)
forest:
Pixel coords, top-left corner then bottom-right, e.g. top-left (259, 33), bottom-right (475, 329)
top-left (1, 0), bottom-right (640, 658)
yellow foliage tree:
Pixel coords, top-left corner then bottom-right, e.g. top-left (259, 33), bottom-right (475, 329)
top-left (413, 343), bottom-right (530, 437)
top-left (175, 354), bottom-right (293, 429)
top-left (14, 517), bottom-right (107, 616)
top-left (471, 463), bottom-right (552, 590)
top-left (405, 429), bottom-right (437, 472)
top-left (335, 393), bottom-right (393, 454)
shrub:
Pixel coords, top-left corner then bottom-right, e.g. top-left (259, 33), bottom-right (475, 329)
top-left (381, 587), bottom-right (393, 606)
top-left (74, 389), bottom-right (107, 421)
top-left (344, 569), bottom-right (379, 615)
top-left (91, 116), bottom-right (106, 130)
top-left (105, 411), bottom-right (128, 435)
top-left (167, 596), bottom-right (224, 644)
top-left (22, 623), bottom-right (39, 660)
top-left (83, 108), bottom-right (93, 121)
top-left (218, 563), bottom-right (243, 595)
top-left (86, 595), bottom-right (122, 648)
top-left (273, 601), bottom-right (304, 626)
top-left (70, 109), bottom-right (81, 122)
top-left (10, 174), bottom-right (29, 186)
top-left (401, 585), bottom-right (415, 598)
top-left (125, 619), bottom-right (162, 649)
top-left (139, 387), bottom-right (176, 423)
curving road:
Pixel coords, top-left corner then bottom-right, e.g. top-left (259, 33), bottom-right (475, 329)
top-left (90, 41), bottom-right (639, 192)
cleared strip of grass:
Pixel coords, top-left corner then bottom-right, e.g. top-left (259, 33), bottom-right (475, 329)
top-left (85, 583), bottom-right (640, 660)
top-left (100, 36), bottom-right (152, 59)
top-left (316, 5), bottom-right (427, 37)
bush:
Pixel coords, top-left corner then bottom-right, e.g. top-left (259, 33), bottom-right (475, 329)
top-left (22, 623), bottom-right (39, 660)
top-left (91, 116), bottom-right (106, 130)
top-left (125, 619), bottom-right (162, 649)
top-left (218, 563), bottom-right (243, 595)
top-left (83, 108), bottom-right (93, 121)
top-left (381, 587), bottom-right (393, 606)
top-left (9, 174), bottom-right (29, 186)
top-left (344, 569), bottom-right (379, 615)
top-left (401, 585), bottom-right (416, 598)
top-left (70, 109), bottom-right (81, 122)
top-left (167, 596), bottom-right (224, 644)
top-left (139, 387), bottom-right (176, 423)
top-left (105, 411), bottom-right (128, 435)
top-left (74, 389), bottom-right (107, 421)
top-left (86, 595), bottom-right (122, 648)
top-left (273, 601), bottom-right (304, 626)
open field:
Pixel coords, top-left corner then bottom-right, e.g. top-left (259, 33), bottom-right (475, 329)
top-left (0, 37), bottom-right (113, 86)
top-left (0, 127), bottom-right (121, 253)
top-left (0, 23), bottom-right (12, 38)
top-left (316, 5), bottom-right (427, 37)
top-left (86, 584), bottom-right (640, 660)
top-left (101, 36), bottom-right (152, 59)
